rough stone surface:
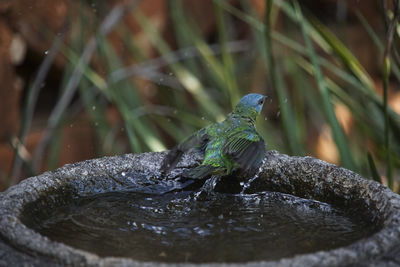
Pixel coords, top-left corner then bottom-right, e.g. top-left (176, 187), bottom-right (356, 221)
top-left (0, 150), bottom-right (400, 267)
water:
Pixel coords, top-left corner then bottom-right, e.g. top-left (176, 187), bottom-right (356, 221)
top-left (32, 191), bottom-right (375, 263)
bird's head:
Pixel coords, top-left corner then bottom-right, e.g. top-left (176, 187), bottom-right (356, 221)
top-left (232, 93), bottom-right (267, 119)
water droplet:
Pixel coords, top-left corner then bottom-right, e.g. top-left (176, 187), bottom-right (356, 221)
top-left (130, 221), bottom-right (138, 230)
top-left (161, 241), bottom-right (170, 246)
top-left (44, 50), bottom-right (49, 55)
top-left (121, 172), bottom-right (126, 177)
top-left (193, 226), bottom-right (211, 236)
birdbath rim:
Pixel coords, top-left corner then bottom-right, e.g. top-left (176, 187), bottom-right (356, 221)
top-left (0, 150), bottom-right (399, 266)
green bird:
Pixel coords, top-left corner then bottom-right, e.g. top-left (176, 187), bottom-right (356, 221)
top-left (161, 94), bottom-right (267, 189)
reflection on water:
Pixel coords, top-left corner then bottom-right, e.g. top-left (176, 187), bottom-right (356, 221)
top-left (33, 191), bottom-right (375, 263)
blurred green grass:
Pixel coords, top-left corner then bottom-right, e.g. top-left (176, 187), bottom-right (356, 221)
top-left (8, 0), bottom-right (400, 192)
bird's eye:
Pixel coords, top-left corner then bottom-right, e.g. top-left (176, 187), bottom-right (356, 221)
top-left (258, 99), bottom-right (264, 105)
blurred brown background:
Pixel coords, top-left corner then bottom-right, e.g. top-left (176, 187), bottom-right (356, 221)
top-left (0, 0), bottom-right (397, 191)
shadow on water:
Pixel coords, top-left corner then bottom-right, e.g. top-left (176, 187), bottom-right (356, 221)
top-left (24, 170), bottom-right (376, 263)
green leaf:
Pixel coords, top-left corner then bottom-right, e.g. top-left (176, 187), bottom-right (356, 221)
top-left (293, 0), bottom-right (356, 171)
top-left (367, 152), bottom-right (382, 183)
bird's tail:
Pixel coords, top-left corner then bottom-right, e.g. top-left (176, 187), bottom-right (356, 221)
top-left (183, 165), bottom-right (216, 180)
top-left (160, 147), bottom-right (184, 174)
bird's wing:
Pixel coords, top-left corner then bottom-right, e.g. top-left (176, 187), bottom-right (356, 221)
top-left (182, 164), bottom-right (218, 180)
top-left (222, 130), bottom-right (266, 172)
top-left (161, 128), bottom-right (209, 174)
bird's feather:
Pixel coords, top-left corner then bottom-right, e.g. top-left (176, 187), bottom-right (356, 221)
top-left (183, 164), bottom-right (218, 180)
top-left (223, 130), bottom-right (266, 172)
top-left (161, 128), bottom-right (209, 174)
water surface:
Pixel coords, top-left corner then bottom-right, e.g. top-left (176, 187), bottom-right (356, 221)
top-left (34, 191), bottom-right (375, 263)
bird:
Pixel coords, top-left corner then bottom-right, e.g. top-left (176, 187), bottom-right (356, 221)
top-left (161, 93), bottom-right (267, 192)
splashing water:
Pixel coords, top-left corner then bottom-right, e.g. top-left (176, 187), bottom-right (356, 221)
top-left (240, 158), bottom-right (267, 194)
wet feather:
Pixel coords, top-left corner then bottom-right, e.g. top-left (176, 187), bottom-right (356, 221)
top-left (161, 93), bottom-right (267, 180)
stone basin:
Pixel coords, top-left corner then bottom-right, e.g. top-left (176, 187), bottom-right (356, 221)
top-left (0, 150), bottom-right (400, 266)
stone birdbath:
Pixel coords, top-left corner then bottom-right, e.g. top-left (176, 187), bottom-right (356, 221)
top-left (0, 151), bottom-right (400, 266)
